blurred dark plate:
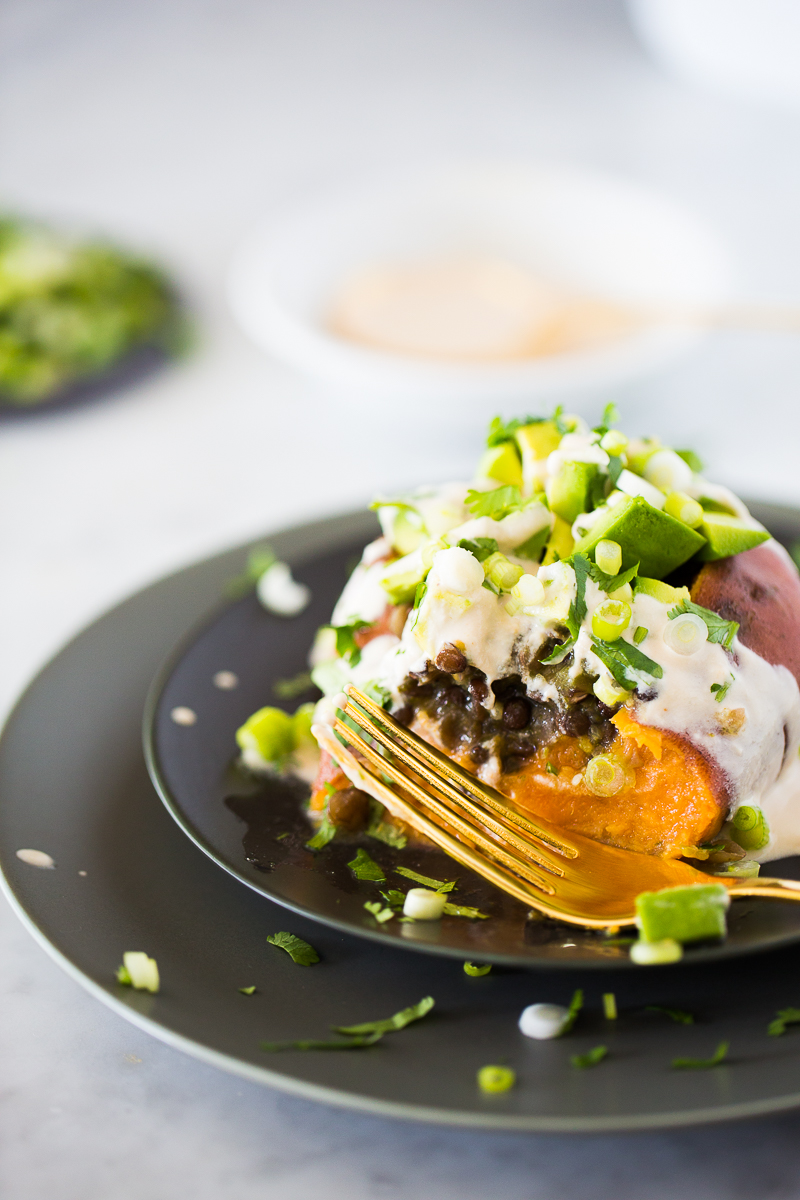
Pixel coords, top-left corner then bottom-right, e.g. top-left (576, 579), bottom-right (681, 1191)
top-left (145, 503), bottom-right (800, 969)
top-left (6, 511), bottom-right (800, 1129)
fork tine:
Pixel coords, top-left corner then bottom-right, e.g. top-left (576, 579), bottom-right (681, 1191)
top-left (338, 704), bottom-right (567, 879)
top-left (313, 722), bottom-right (558, 909)
top-left (334, 718), bottom-right (559, 895)
top-left (343, 685), bottom-right (578, 862)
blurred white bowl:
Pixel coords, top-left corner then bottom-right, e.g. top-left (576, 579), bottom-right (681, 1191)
top-left (227, 162), bottom-right (733, 418)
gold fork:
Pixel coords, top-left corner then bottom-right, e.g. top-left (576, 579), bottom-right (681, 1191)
top-left (311, 684), bottom-right (800, 929)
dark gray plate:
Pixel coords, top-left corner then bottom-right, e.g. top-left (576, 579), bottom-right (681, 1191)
top-left (145, 504), bottom-right (800, 969)
top-left (5, 510), bottom-right (800, 1131)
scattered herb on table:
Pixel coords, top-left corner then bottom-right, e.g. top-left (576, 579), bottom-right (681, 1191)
top-left (364, 901), bottom-right (394, 924)
top-left (646, 1005), bottom-right (695, 1025)
top-left (396, 866), bottom-right (456, 891)
top-left (672, 1041), bottom-right (729, 1070)
top-left (603, 993), bottom-right (617, 1020)
top-left (380, 889), bottom-right (407, 910)
top-left (261, 1032), bottom-right (383, 1052)
top-left (333, 995), bottom-right (435, 1036)
top-left (348, 848), bottom-right (386, 882)
top-left (768, 1007), bottom-right (800, 1037)
top-left (443, 902), bottom-right (489, 920)
top-left (266, 932), bottom-right (320, 966)
top-left (464, 962), bottom-right (492, 977)
top-left (571, 1045), bottom-right (608, 1069)
top-left (559, 989), bottom-right (584, 1036)
top-left (239, 986), bottom-right (257, 996)
top-left (306, 815), bottom-right (336, 852)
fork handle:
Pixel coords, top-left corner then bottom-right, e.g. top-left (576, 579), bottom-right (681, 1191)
top-left (724, 876), bottom-right (800, 900)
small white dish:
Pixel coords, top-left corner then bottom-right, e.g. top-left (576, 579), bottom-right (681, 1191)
top-left (227, 161), bottom-right (733, 419)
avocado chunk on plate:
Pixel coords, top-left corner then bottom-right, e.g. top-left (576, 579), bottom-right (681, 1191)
top-left (477, 442), bottom-right (523, 488)
top-left (698, 512), bottom-right (770, 561)
top-left (574, 495), bottom-right (706, 579)
top-left (546, 461), bottom-right (598, 525)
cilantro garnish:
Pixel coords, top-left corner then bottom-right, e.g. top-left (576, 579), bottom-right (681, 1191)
top-left (412, 580), bottom-right (427, 610)
top-left (540, 553), bottom-right (590, 665)
top-left (266, 932), bottom-right (320, 966)
top-left (586, 559), bottom-right (639, 595)
top-left (465, 485), bottom-right (526, 521)
top-left (463, 962), bottom-right (492, 976)
top-left (591, 636), bottom-right (663, 691)
top-left (333, 995), bottom-right (434, 1036)
top-left (559, 988), bottom-right (584, 1036)
top-left (513, 525), bottom-right (551, 562)
top-left (552, 404), bottom-right (572, 435)
top-left (327, 619), bottom-right (370, 665)
top-left (571, 1045), bottom-right (608, 1069)
top-left (306, 814), bottom-right (336, 852)
top-left (634, 626), bottom-right (648, 645)
top-left (396, 866), bottom-right (456, 891)
top-left (546, 761), bottom-right (559, 776)
top-left (711, 675), bottom-right (734, 703)
top-left (458, 536), bottom-right (500, 562)
top-left (443, 903), bottom-right (489, 919)
top-left (364, 901), bottom-right (394, 923)
top-left (380, 889), bottom-right (407, 910)
top-left (239, 986), bottom-right (257, 995)
top-left (593, 402), bottom-right (620, 435)
top-left (273, 670), bottom-right (316, 699)
top-left (486, 415), bottom-right (539, 447)
top-left (767, 1007), bottom-right (800, 1037)
top-left (645, 1005), bottom-right (694, 1025)
top-left (672, 1041), bottom-right (729, 1070)
top-left (366, 801), bottom-right (408, 849)
top-left (261, 1032), bottom-right (383, 1052)
top-left (348, 848), bottom-right (386, 882)
top-left (667, 599), bottom-right (739, 650)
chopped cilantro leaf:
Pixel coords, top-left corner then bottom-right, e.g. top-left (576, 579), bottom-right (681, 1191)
top-left (667, 599), bottom-right (739, 650)
top-left (457, 536), bottom-right (500, 562)
top-left (513, 525), bottom-right (550, 562)
top-left (486, 415), bottom-right (539, 447)
top-left (586, 559), bottom-right (639, 595)
top-left (364, 901), bottom-right (394, 923)
top-left (634, 625), bottom-right (648, 645)
top-left (560, 988), bottom-right (584, 1035)
top-left (645, 1005), bottom-right (694, 1025)
top-left (672, 1041), bottom-right (729, 1070)
top-left (306, 815), bottom-right (336, 852)
top-left (546, 761), bottom-right (559, 776)
top-left (327, 619), bottom-right (370, 665)
top-left (266, 932), bottom-right (320, 965)
top-left (710, 675), bottom-right (734, 703)
top-left (261, 1032), bottom-right (383, 1051)
top-left (591, 636), bottom-right (663, 691)
top-left (273, 671), bottom-right (316, 699)
top-left (396, 866), bottom-right (456, 891)
top-left (541, 553), bottom-right (590, 665)
top-left (366, 813), bottom-right (407, 850)
top-left (380, 889), bottom-right (407, 910)
top-left (465, 485), bottom-right (525, 521)
top-left (443, 903), bottom-right (489, 919)
top-left (463, 962), bottom-right (492, 976)
top-left (334, 995), bottom-right (435, 1036)
top-left (348, 848), bottom-right (386, 882)
top-left (239, 986), bottom-right (257, 995)
top-left (571, 1045), bottom-right (608, 1069)
top-left (767, 1007), bottom-right (800, 1037)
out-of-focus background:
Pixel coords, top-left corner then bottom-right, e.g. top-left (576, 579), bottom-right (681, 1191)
top-left (4, 1), bottom-right (800, 1196)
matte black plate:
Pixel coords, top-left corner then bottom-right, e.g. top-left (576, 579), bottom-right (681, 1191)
top-left (145, 504), bottom-right (800, 970)
top-left (5, 511), bottom-right (800, 1129)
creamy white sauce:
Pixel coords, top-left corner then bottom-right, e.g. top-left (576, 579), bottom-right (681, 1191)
top-left (313, 479), bottom-right (800, 862)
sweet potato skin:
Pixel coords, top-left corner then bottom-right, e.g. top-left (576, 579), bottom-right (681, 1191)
top-left (691, 542), bottom-right (800, 688)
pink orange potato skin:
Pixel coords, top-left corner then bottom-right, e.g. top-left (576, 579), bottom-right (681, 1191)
top-left (691, 543), bottom-right (800, 689)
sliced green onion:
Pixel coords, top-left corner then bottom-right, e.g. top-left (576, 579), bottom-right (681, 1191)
top-left (477, 1065), bottom-right (516, 1093)
top-left (664, 491), bottom-right (703, 529)
top-left (510, 572), bottom-right (545, 607)
top-left (714, 858), bottom-right (760, 878)
top-left (595, 539), bottom-right (622, 576)
top-left (633, 626), bottom-right (648, 645)
top-left (731, 805), bottom-right (769, 851)
top-left (118, 951), bottom-right (160, 993)
top-left (629, 938), bottom-right (683, 965)
top-left (585, 754), bottom-right (629, 797)
top-left (591, 599), bottom-right (631, 642)
top-left (603, 992), bottom-right (617, 1020)
top-left (463, 962), bottom-right (492, 976)
top-left (663, 612), bottom-right (708, 656)
top-left (599, 430), bottom-right (628, 455)
top-left (483, 552), bottom-right (523, 592)
top-left (403, 888), bottom-right (446, 920)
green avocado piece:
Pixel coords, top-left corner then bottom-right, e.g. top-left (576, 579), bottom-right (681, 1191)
top-left (635, 884), bottom-right (729, 945)
top-left (574, 495), bottom-right (706, 579)
top-left (477, 442), bottom-right (523, 488)
top-left (635, 577), bottom-right (690, 605)
top-left (546, 461), bottom-right (598, 524)
top-left (698, 512), bottom-right (770, 561)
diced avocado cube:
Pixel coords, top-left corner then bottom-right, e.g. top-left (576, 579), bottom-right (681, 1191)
top-left (635, 883), bottom-right (730, 945)
top-left (477, 443), bottom-right (523, 488)
top-left (574, 495), bottom-right (706, 579)
top-left (698, 512), bottom-right (770, 561)
top-left (546, 461), bottom-right (598, 525)
top-left (635, 577), bottom-right (690, 605)
top-left (516, 421), bottom-right (562, 493)
top-left (380, 552), bottom-right (427, 604)
top-left (541, 514), bottom-right (574, 565)
top-left (236, 707), bottom-right (295, 763)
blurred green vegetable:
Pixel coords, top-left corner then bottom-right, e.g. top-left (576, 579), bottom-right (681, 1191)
top-left (0, 217), bottom-right (186, 405)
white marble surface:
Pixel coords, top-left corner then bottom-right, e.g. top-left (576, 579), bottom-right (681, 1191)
top-left (3, 1), bottom-right (800, 1195)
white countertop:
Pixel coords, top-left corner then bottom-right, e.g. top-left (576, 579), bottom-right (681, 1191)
top-left (3, 1), bottom-right (800, 1194)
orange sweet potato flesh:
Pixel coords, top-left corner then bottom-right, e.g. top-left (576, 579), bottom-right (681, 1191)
top-left (691, 542), bottom-right (800, 688)
top-left (501, 728), bottom-right (728, 857)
